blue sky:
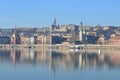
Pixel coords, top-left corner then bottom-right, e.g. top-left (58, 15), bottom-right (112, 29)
top-left (0, 0), bottom-right (120, 28)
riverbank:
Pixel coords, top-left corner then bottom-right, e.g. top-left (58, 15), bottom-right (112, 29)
top-left (1, 44), bottom-right (120, 50)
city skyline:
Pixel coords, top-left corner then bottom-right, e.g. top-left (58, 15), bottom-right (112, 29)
top-left (0, 0), bottom-right (120, 28)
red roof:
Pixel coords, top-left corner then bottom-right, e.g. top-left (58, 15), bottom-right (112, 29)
top-left (108, 36), bottom-right (120, 42)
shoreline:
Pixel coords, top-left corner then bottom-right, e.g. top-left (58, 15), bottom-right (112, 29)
top-left (0, 44), bottom-right (120, 50)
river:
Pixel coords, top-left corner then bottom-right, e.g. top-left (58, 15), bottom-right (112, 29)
top-left (0, 49), bottom-right (120, 80)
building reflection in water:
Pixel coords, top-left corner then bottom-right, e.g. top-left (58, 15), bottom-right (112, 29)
top-left (0, 49), bottom-right (120, 74)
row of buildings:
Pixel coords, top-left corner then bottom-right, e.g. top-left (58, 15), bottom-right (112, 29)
top-left (1, 19), bottom-right (120, 45)
top-left (0, 27), bottom-right (67, 45)
top-left (0, 19), bottom-right (84, 45)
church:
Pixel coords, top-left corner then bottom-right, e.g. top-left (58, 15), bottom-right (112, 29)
top-left (11, 27), bottom-right (21, 44)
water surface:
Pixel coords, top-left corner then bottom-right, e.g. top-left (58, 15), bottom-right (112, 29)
top-left (0, 49), bottom-right (120, 80)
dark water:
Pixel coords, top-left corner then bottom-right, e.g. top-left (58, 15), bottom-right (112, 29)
top-left (0, 49), bottom-right (120, 80)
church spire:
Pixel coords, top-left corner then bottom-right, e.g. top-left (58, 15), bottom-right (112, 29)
top-left (53, 18), bottom-right (56, 26)
top-left (80, 22), bottom-right (83, 26)
top-left (14, 25), bottom-right (17, 33)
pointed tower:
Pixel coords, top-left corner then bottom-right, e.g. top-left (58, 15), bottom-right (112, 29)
top-left (11, 26), bottom-right (21, 44)
top-left (51, 18), bottom-right (57, 32)
top-left (53, 18), bottom-right (56, 26)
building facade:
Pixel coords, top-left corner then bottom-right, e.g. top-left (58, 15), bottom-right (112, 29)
top-left (0, 36), bottom-right (10, 44)
top-left (107, 36), bottom-right (120, 45)
top-left (21, 36), bottom-right (37, 44)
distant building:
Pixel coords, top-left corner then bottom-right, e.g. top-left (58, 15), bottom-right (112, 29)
top-left (103, 26), bottom-right (109, 30)
top-left (50, 18), bottom-right (69, 33)
top-left (42, 35), bottom-right (66, 44)
top-left (97, 34), bottom-right (105, 44)
top-left (21, 36), bottom-right (37, 44)
top-left (69, 35), bottom-right (79, 43)
top-left (62, 41), bottom-right (71, 45)
top-left (36, 28), bottom-right (49, 33)
top-left (86, 35), bottom-right (99, 44)
top-left (107, 36), bottom-right (120, 45)
top-left (29, 36), bottom-right (37, 44)
top-left (59, 25), bottom-right (68, 32)
top-left (11, 27), bottom-right (21, 44)
top-left (50, 18), bottom-right (58, 32)
top-left (37, 36), bottom-right (43, 44)
top-left (93, 25), bottom-right (102, 31)
top-left (52, 36), bottom-right (65, 44)
top-left (86, 32), bottom-right (96, 36)
top-left (0, 36), bottom-right (10, 44)
top-left (67, 24), bottom-right (78, 31)
top-left (85, 26), bottom-right (91, 31)
top-left (21, 37), bottom-right (27, 44)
